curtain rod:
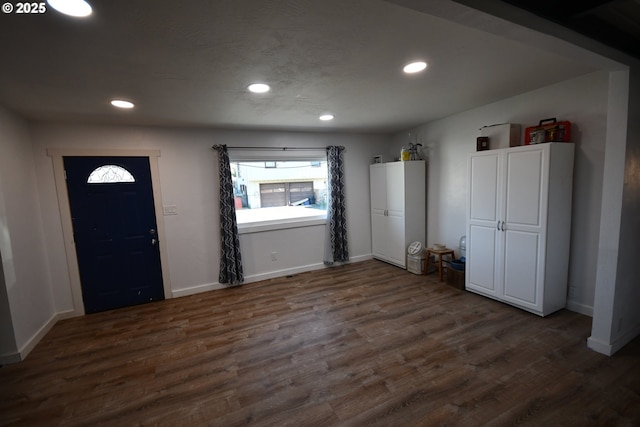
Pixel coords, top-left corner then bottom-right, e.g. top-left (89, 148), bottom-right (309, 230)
top-left (211, 145), bottom-right (341, 151)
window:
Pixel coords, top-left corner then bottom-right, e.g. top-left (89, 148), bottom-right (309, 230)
top-left (230, 159), bottom-right (328, 230)
top-left (87, 165), bottom-right (135, 183)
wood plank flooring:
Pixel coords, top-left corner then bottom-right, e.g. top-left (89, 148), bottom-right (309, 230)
top-left (1, 259), bottom-right (639, 426)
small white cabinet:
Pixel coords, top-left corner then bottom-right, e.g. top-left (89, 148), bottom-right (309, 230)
top-left (370, 161), bottom-right (425, 268)
top-left (466, 143), bottom-right (574, 316)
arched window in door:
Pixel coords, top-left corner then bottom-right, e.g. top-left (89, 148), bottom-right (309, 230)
top-left (87, 165), bottom-right (135, 184)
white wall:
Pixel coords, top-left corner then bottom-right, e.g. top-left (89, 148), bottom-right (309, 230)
top-left (0, 106), bottom-right (56, 361)
top-left (611, 66), bottom-right (640, 351)
top-left (29, 124), bottom-right (388, 310)
top-left (589, 66), bottom-right (640, 355)
top-left (389, 71), bottom-right (609, 316)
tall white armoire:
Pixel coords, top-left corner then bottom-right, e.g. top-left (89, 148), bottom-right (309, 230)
top-left (466, 143), bottom-right (574, 316)
top-left (370, 161), bottom-right (425, 268)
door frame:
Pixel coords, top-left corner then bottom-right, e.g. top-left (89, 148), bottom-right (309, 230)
top-left (47, 148), bottom-right (172, 316)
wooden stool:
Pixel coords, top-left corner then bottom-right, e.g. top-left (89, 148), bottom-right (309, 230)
top-left (426, 248), bottom-right (455, 281)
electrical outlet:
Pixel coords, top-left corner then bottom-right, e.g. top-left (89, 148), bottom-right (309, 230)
top-left (271, 252), bottom-right (278, 261)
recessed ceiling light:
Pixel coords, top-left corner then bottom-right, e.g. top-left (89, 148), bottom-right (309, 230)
top-left (110, 99), bottom-right (134, 109)
top-left (47, 0), bottom-right (92, 17)
top-left (403, 61), bottom-right (428, 74)
top-left (247, 83), bottom-right (270, 93)
top-left (319, 114), bottom-right (334, 121)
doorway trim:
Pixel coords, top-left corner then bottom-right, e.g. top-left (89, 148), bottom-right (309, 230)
top-left (47, 148), bottom-right (172, 316)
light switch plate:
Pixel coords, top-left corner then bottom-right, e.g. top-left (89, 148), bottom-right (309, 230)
top-left (163, 205), bottom-right (178, 216)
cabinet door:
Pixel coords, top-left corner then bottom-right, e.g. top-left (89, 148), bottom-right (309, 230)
top-left (386, 210), bottom-right (406, 267)
top-left (385, 162), bottom-right (405, 216)
top-left (370, 164), bottom-right (387, 260)
top-left (371, 210), bottom-right (388, 260)
top-left (385, 163), bottom-right (407, 266)
top-left (466, 153), bottom-right (502, 297)
top-left (503, 148), bottom-right (545, 229)
top-left (503, 230), bottom-right (540, 307)
top-left (501, 147), bottom-right (547, 311)
top-left (370, 164), bottom-right (387, 212)
top-left (469, 153), bottom-right (500, 224)
top-left (467, 224), bottom-right (500, 296)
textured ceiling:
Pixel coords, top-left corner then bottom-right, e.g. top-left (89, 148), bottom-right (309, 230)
top-left (0, 0), bottom-right (601, 133)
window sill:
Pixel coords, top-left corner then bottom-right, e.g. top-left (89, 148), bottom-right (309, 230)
top-left (238, 216), bottom-right (327, 234)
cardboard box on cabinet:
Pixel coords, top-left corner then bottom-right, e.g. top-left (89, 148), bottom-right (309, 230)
top-left (480, 123), bottom-right (521, 149)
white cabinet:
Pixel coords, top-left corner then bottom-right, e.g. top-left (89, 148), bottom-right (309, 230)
top-left (466, 143), bottom-right (574, 316)
top-left (370, 161), bottom-right (425, 268)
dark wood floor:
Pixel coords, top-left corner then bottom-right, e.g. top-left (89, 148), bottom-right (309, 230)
top-left (1, 259), bottom-right (639, 426)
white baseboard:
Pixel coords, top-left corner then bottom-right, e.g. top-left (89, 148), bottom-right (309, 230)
top-left (566, 299), bottom-right (593, 317)
top-left (610, 323), bottom-right (640, 354)
top-left (172, 256), bottom-right (374, 298)
top-left (18, 312), bottom-right (59, 361)
top-left (57, 309), bottom-right (79, 320)
top-left (0, 351), bottom-right (22, 365)
top-left (243, 262), bottom-right (327, 284)
top-left (588, 322), bottom-right (640, 356)
top-left (0, 312), bottom-right (60, 365)
top-left (349, 254), bottom-right (374, 263)
top-left (171, 282), bottom-right (227, 298)
top-left (587, 336), bottom-right (612, 356)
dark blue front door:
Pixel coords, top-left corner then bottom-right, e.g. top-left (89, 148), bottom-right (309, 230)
top-left (64, 156), bottom-right (164, 314)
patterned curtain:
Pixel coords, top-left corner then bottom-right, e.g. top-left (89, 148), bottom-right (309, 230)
top-left (216, 145), bottom-right (244, 285)
top-left (324, 146), bottom-right (349, 264)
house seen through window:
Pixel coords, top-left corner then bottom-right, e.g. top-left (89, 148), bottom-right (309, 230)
top-left (230, 160), bottom-right (328, 226)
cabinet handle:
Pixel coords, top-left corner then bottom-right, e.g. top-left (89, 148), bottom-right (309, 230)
top-left (500, 221), bottom-right (505, 231)
top-left (497, 221), bottom-right (500, 231)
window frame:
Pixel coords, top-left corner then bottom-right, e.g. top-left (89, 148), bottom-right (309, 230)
top-left (229, 150), bottom-right (328, 234)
